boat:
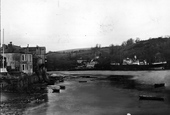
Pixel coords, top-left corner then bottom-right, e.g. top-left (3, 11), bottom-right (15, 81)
top-left (59, 85), bottom-right (66, 90)
top-left (111, 64), bottom-right (167, 70)
top-left (52, 88), bottom-right (60, 93)
top-left (154, 83), bottom-right (165, 88)
top-left (111, 56), bottom-right (167, 70)
top-left (139, 95), bottom-right (164, 101)
top-left (79, 80), bottom-right (87, 83)
top-left (150, 61), bottom-right (167, 70)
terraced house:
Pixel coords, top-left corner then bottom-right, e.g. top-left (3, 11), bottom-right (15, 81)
top-left (0, 42), bottom-right (46, 75)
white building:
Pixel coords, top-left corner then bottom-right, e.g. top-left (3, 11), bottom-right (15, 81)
top-left (2, 53), bottom-right (33, 74)
top-left (86, 61), bottom-right (98, 69)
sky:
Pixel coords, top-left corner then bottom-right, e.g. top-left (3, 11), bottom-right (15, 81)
top-left (1, 0), bottom-right (170, 52)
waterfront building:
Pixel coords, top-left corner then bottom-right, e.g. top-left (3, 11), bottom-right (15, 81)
top-left (0, 42), bottom-right (46, 74)
top-left (21, 46), bottom-right (46, 72)
top-left (21, 46), bottom-right (46, 63)
top-left (2, 53), bottom-right (33, 74)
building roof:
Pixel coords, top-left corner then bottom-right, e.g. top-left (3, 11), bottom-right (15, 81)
top-left (1, 42), bottom-right (46, 55)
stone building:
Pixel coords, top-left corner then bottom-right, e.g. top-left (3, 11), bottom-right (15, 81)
top-left (0, 42), bottom-right (46, 74)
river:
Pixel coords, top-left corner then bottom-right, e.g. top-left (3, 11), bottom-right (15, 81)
top-left (2, 70), bottom-right (170, 115)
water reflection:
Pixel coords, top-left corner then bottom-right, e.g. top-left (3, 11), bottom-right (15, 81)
top-left (108, 75), bottom-right (170, 106)
top-left (24, 75), bottom-right (170, 115)
top-left (108, 75), bottom-right (138, 89)
top-left (2, 71), bottom-right (170, 115)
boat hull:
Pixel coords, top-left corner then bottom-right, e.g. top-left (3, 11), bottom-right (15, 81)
top-left (111, 63), bottom-right (166, 70)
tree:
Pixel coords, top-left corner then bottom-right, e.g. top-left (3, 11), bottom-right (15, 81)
top-left (135, 37), bottom-right (140, 43)
top-left (121, 41), bottom-right (127, 47)
top-left (126, 38), bottom-right (134, 46)
top-left (121, 38), bottom-right (135, 47)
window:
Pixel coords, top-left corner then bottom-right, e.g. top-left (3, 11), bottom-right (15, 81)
top-left (22, 64), bottom-right (25, 70)
top-left (22, 55), bottom-right (25, 61)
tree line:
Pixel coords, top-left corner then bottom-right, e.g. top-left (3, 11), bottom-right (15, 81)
top-left (46, 36), bottom-right (170, 70)
top-left (109, 37), bottom-right (170, 65)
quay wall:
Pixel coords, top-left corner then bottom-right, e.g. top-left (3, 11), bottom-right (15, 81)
top-left (1, 72), bottom-right (46, 92)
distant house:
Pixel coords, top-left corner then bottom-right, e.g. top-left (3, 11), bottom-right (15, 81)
top-left (123, 58), bottom-right (140, 65)
top-left (122, 56), bottom-right (148, 65)
top-left (77, 58), bottom-right (87, 64)
top-left (139, 60), bottom-right (147, 65)
top-left (86, 61), bottom-right (98, 69)
top-left (123, 58), bottom-right (132, 65)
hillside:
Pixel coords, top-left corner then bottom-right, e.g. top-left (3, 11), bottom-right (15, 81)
top-left (120, 37), bottom-right (170, 63)
top-left (46, 37), bottom-right (170, 70)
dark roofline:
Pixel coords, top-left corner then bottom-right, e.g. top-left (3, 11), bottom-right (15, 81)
top-left (22, 47), bottom-right (46, 49)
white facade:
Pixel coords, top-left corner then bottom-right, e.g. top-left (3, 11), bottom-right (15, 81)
top-left (123, 58), bottom-right (140, 65)
top-left (86, 61), bottom-right (98, 68)
top-left (1, 53), bottom-right (33, 74)
top-left (20, 54), bottom-right (33, 74)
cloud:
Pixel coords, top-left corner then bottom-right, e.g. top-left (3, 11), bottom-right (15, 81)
top-left (2, 0), bottom-right (170, 51)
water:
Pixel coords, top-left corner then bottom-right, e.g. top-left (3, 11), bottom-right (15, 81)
top-left (55, 70), bottom-right (170, 89)
top-left (2, 70), bottom-right (170, 115)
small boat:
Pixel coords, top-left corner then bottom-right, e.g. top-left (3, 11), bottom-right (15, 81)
top-left (154, 83), bottom-right (165, 88)
top-left (59, 85), bottom-right (66, 90)
top-left (150, 61), bottom-right (167, 70)
top-left (52, 89), bottom-right (60, 93)
top-left (139, 95), bottom-right (164, 101)
top-left (79, 81), bottom-right (87, 83)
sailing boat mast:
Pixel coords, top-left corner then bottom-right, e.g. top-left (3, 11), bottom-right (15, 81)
top-left (2, 29), bottom-right (4, 69)
top-left (0, 28), bottom-right (7, 73)
top-left (0, 0), bottom-right (1, 48)
top-left (0, 0), bottom-right (7, 73)
top-left (0, 0), bottom-right (2, 72)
